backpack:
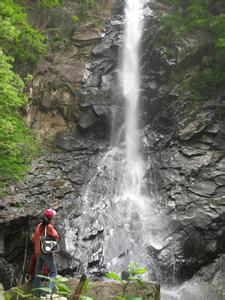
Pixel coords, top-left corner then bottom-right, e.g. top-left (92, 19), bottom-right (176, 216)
top-left (40, 227), bottom-right (60, 254)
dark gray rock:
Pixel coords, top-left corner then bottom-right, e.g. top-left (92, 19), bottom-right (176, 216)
top-left (189, 181), bottom-right (217, 198)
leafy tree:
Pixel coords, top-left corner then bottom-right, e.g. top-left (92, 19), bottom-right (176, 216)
top-left (38, 0), bottom-right (62, 8)
top-left (0, 0), bottom-right (53, 189)
top-left (0, 0), bottom-right (46, 63)
top-left (0, 51), bottom-right (38, 186)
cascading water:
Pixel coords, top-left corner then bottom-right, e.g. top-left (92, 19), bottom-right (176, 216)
top-left (102, 0), bottom-right (152, 271)
top-left (121, 0), bottom-right (144, 189)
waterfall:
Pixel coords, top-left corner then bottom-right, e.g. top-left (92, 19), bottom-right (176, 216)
top-left (62, 0), bottom-right (168, 279)
top-left (112, 0), bottom-right (146, 204)
top-left (62, 1), bottom-right (223, 299)
top-left (121, 0), bottom-right (144, 172)
top-left (64, 0), bottom-right (163, 282)
top-left (101, 0), bottom-right (154, 273)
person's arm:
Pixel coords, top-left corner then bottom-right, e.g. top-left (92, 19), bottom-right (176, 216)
top-left (47, 224), bottom-right (59, 240)
top-left (33, 224), bottom-right (40, 243)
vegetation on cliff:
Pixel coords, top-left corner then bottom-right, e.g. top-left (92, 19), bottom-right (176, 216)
top-left (157, 0), bottom-right (225, 104)
top-left (0, 0), bottom-right (60, 189)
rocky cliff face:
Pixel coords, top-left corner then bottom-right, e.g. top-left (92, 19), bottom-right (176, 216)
top-left (0, 0), bottom-right (225, 298)
top-left (24, 0), bottom-right (117, 143)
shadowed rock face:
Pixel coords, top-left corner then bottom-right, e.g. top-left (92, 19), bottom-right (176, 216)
top-left (0, 0), bottom-right (225, 296)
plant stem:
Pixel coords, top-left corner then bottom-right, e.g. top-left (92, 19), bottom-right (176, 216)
top-left (122, 280), bottom-right (130, 297)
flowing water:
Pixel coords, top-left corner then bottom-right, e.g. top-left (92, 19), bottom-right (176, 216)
top-left (102, 0), bottom-right (155, 273)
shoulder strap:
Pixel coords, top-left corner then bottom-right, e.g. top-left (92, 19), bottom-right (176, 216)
top-left (44, 226), bottom-right (47, 237)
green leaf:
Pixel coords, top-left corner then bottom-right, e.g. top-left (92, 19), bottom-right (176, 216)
top-left (106, 272), bottom-right (122, 282)
top-left (4, 291), bottom-right (12, 300)
top-left (82, 277), bottom-right (90, 293)
top-left (57, 283), bottom-right (72, 295)
top-left (132, 268), bottom-right (148, 275)
top-left (55, 275), bottom-right (69, 282)
top-left (128, 262), bottom-right (147, 276)
top-left (32, 287), bottom-right (52, 294)
top-left (71, 15), bottom-right (80, 23)
top-left (12, 288), bottom-right (32, 298)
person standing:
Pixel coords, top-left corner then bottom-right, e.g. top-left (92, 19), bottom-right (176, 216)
top-left (33, 209), bottom-right (59, 297)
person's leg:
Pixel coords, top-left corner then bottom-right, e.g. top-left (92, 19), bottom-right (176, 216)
top-left (41, 253), bottom-right (57, 291)
top-left (33, 255), bottom-right (44, 297)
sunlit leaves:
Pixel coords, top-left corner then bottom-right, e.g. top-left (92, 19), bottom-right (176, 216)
top-left (106, 272), bottom-right (123, 282)
top-left (0, 0), bottom-right (46, 63)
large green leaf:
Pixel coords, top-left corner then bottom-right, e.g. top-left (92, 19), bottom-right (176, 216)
top-left (12, 288), bottom-right (32, 298)
top-left (106, 272), bottom-right (122, 282)
top-left (57, 283), bottom-right (72, 295)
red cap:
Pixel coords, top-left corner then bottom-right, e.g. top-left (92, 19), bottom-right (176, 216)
top-left (44, 209), bottom-right (56, 219)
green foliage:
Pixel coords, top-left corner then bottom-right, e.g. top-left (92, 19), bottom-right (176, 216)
top-left (33, 275), bottom-right (94, 299)
top-left (0, 0), bottom-right (47, 189)
top-left (155, 0), bottom-right (225, 104)
top-left (81, 276), bottom-right (91, 294)
top-left (83, 0), bottom-right (95, 8)
top-left (4, 291), bottom-right (12, 300)
top-left (128, 262), bottom-right (147, 276)
top-left (0, 0), bottom-right (46, 63)
top-left (39, 0), bottom-right (62, 8)
top-left (33, 275), bottom-right (72, 297)
top-left (12, 287), bottom-right (32, 298)
top-left (106, 272), bottom-right (123, 282)
top-left (77, 0), bottom-right (96, 18)
top-left (0, 51), bottom-right (38, 187)
top-left (106, 262), bottom-right (147, 299)
top-left (71, 15), bottom-right (80, 23)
